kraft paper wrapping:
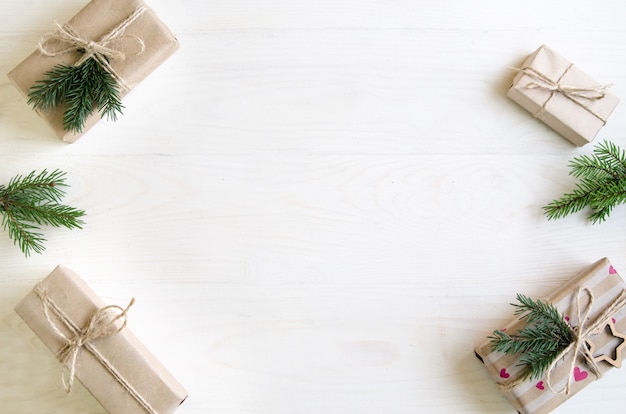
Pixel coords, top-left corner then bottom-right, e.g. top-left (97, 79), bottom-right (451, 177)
top-left (475, 258), bottom-right (626, 414)
top-left (8, 0), bottom-right (179, 143)
top-left (507, 45), bottom-right (619, 147)
top-left (14, 266), bottom-right (187, 414)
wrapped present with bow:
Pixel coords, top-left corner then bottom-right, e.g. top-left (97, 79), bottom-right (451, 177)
top-left (8, 0), bottom-right (179, 143)
top-left (475, 258), bottom-right (626, 414)
top-left (507, 45), bottom-right (619, 146)
top-left (14, 265), bottom-right (187, 414)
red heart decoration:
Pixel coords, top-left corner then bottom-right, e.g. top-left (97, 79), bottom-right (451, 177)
top-left (574, 367), bottom-right (588, 382)
top-left (536, 381), bottom-right (545, 390)
top-left (610, 266), bottom-right (617, 274)
top-left (564, 316), bottom-right (570, 322)
top-left (500, 368), bottom-right (510, 379)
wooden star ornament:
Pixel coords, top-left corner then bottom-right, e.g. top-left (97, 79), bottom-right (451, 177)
top-left (586, 320), bottom-right (626, 368)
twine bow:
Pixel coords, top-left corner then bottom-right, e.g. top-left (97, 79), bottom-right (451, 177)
top-left (37, 5), bottom-right (147, 92)
top-left (544, 287), bottom-right (626, 394)
top-left (511, 65), bottom-right (612, 124)
top-left (35, 286), bottom-right (158, 414)
top-left (497, 287), bottom-right (626, 394)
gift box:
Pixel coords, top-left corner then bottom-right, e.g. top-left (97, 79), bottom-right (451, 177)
top-left (8, 0), bottom-right (179, 143)
top-left (507, 45), bottom-right (619, 147)
top-left (14, 265), bottom-right (187, 414)
top-left (475, 258), bottom-right (626, 414)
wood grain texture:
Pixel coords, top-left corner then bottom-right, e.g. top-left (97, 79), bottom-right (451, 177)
top-left (2, 1), bottom-right (626, 413)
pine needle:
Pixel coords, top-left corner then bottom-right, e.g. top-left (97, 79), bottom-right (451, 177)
top-left (0, 169), bottom-right (85, 256)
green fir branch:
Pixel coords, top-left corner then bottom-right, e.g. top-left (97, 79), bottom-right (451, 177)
top-left (0, 169), bottom-right (85, 256)
top-left (28, 57), bottom-right (124, 133)
top-left (489, 294), bottom-right (574, 380)
top-left (544, 140), bottom-right (626, 223)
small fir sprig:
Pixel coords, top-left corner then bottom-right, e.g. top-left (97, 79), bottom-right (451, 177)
top-left (0, 169), bottom-right (85, 256)
top-left (27, 57), bottom-right (123, 133)
top-left (544, 140), bottom-right (626, 223)
top-left (489, 294), bottom-right (574, 380)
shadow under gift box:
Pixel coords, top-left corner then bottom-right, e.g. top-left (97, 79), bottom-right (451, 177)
top-left (14, 265), bottom-right (187, 414)
top-left (7, 0), bottom-right (179, 143)
top-left (507, 45), bottom-right (619, 147)
top-left (475, 258), bottom-right (626, 414)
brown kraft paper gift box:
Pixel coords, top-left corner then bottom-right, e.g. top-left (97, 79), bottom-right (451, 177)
top-left (507, 45), bottom-right (619, 147)
top-left (14, 265), bottom-right (187, 414)
top-left (8, 0), bottom-right (179, 143)
top-left (475, 258), bottom-right (626, 414)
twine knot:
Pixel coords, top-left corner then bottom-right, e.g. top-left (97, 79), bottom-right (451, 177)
top-left (544, 287), bottom-right (626, 394)
top-left (37, 5), bottom-right (147, 92)
top-left (34, 285), bottom-right (157, 413)
top-left (55, 299), bottom-right (135, 393)
top-left (36, 286), bottom-right (135, 393)
top-left (511, 65), bottom-right (612, 124)
top-left (497, 287), bottom-right (626, 395)
top-left (519, 66), bottom-right (610, 100)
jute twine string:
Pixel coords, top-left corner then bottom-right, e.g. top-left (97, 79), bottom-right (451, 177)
top-left (35, 286), bottom-right (158, 414)
top-left (497, 288), bottom-right (626, 395)
top-left (37, 5), bottom-right (147, 92)
top-left (511, 65), bottom-right (611, 124)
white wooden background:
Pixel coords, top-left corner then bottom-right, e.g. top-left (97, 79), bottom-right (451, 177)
top-left (2, 1), bottom-right (626, 413)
